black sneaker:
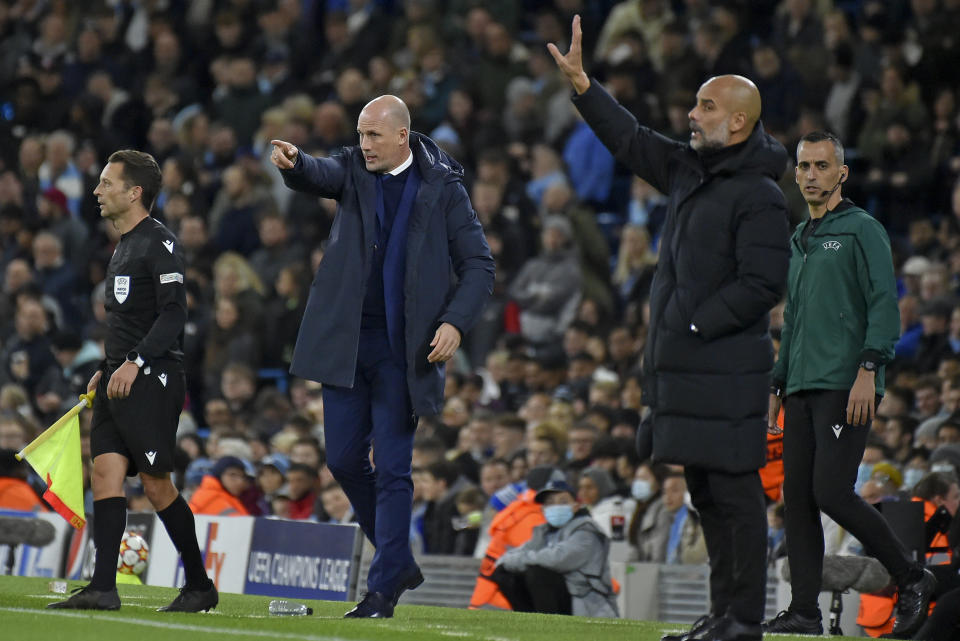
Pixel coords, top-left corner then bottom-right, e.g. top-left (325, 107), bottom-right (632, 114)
top-left (762, 609), bottom-right (823, 634)
top-left (661, 613), bottom-right (722, 641)
top-left (157, 582), bottom-right (219, 612)
top-left (47, 584), bottom-right (120, 610)
top-left (703, 616), bottom-right (761, 641)
top-left (891, 568), bottom-right (936, 637)
top-left (344, 592), bottom-right (394, 618)
top-left (391, 564), bottom-right (424, 606)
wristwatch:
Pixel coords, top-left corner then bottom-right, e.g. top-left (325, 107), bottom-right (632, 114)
top-left (126, 351), bottom-right (145, 368)
top-left (859, 360), bottom-right (877, 372)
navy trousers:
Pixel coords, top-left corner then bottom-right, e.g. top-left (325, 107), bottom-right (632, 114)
top-left (322, 327), bottom-right (417, 595)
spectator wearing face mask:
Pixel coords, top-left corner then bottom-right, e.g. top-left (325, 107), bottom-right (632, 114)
top-left (492, 479), bottom-right (619, 618)
top-left (627, 461), bottom-right (667, 553)
top-left (634, 471), bottom-right (707, 564)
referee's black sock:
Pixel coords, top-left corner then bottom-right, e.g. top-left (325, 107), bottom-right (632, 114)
top-left (157, 494), bottom-right (212, 590)
top-left (89, 497), bottom-right (127, 591)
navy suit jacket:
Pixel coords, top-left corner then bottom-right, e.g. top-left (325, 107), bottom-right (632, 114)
top-left (280, 132), bottom-right (494, 416)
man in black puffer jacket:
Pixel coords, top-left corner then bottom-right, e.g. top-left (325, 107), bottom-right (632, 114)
top-left (550, 17), bottom-right (789, 641)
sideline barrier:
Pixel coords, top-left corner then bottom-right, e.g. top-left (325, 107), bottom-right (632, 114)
top-left (0, 513), bottom-right (864, 634)
top-left (143, 514), bottom-right (363, 602)
top-left (0, 511), bottom-right (363, 602)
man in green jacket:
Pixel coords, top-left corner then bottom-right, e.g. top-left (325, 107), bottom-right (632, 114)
top-left (764, 131), bottom-right (935, 637)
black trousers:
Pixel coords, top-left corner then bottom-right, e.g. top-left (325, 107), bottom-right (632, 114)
top-left (782, 389), bottom-right (914, 616)
top-left (491, 565), bottom-right (572, 615)
top-left (684, 466), bottom-right (768, 623)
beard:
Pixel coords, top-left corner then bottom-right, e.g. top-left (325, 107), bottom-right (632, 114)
top-left (690, 119), bottom-right (731, 151)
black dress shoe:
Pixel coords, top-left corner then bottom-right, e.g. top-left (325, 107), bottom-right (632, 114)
top-left (391, 565), bottom-right (424, 606)
top-left (47, 585), bottom-right (121, 610)
top-left (692, 615), bottom-right (761, 641)
top-left (344, 592), bottom-right (394, 618)
top-left (762, 609), bottom-right (823, 634)
top-left (157, 582), bottom-right (219, 612)
top-left (662, 613), bottom-right (722, 641)
top-left (890, 568), bottom-right (936, 637)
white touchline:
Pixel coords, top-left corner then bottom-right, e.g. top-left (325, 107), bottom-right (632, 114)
top-left (0, 607), bottom-right (353, 641)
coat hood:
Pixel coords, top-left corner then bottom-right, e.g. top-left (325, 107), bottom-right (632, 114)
top-left (409, 131), bottom-right (464, 184)
top-left (699, 121), bottom-right (787, 182)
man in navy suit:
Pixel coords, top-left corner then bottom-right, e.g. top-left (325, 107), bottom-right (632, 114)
top-left (271, 95), bottom-right (494, 618)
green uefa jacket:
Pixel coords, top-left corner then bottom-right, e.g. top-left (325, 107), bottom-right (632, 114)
top-left (771, 199), bottom-right (900, 396)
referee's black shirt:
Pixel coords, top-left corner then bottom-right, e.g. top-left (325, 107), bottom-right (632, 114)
top-left (104, 217), bottom-right (186, 368)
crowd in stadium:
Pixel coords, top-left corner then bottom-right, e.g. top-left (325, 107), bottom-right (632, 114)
top-left (0, 0), bottom-right (959, 613)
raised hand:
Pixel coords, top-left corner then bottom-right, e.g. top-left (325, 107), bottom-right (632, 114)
top-left (546, 14), bottom-right (590, 95)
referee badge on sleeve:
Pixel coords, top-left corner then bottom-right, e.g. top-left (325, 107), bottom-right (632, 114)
top-left (114, 275), bottom-right (130, 303)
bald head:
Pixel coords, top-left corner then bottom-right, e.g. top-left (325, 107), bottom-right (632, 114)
top-left (357, 95), bottom-right (412, 173)
top-left (707, 75), bottom-right (761, 126)
top-left (688, 75), bottom-right (761, 151)
top-left (361, 95), bottom-right (411, 130)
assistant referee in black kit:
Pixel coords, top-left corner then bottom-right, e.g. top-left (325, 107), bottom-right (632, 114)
top-left (49, 150), bottom-right (217, 612)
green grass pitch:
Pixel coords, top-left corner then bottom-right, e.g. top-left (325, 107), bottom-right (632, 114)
top-left (0, 576), bottom-right (858, 641)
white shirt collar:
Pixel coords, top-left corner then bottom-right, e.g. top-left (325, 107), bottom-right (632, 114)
top-left (386, 151), bottom-right (413, 176)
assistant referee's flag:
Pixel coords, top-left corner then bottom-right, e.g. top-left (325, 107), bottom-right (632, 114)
top-left (15, 392), bottom-right (95, 529)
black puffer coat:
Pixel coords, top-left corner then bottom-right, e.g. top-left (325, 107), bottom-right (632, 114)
top-left (573, 82), bottom-right (790, 473)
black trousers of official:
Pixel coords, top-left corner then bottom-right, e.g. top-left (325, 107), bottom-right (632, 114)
top-left (782, 389), bottom-right (914, 616)
top-left (491, 565), bottom-right (572, 615)
top-left (684, 466), bottom-right (768, 623)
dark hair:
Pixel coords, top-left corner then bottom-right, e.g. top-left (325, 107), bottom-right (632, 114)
top-left (426, 460), bottom-right (460, 487)
top-left (797, 131), bottom-right (845, 166)
top-left (566, 320), bottom-right (593, 335)
top-left (915, 375), bottom-right (942, 393)
top-left (589, 435), bottom-right (625, 460)
top-left (481, 457), bottom-right (509, 471)
top-left (456, 486), bottom-right (487, 510)
top-left (887, 414), bottom-right (918, 437)
top-left (107, 150), bottom-right (162, 212)
top-left (495, 415), bottom-right (526, 432)
top-left (412, 435), bottom-right (446, 456)
top-left (913, 472), bottom-right (956, 502)
top-left (287, 462), bottom-right (318, 478)
top-left (937, 421), bottom-right (960, 436)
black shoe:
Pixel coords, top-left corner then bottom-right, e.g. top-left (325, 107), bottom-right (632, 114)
top-left (47, 584), bottom-right (120, 610)
top-left (761, 609), bottom-right (823, 634)
top-left (344, 592), bottom-right (394, 618)
top-left (662, 613), bottom-right (722, 641)
top-left (391, 564), bottom-right (424, 605)
top-left (692, 615), bottom-right (761, 641)
top-left (157, 582), bottom-right (219, 612)
top-left (891, 568), bottom-right (936, 637)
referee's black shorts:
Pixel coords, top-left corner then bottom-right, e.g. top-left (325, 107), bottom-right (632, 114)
top-left (90, 358), bottom-right (185, 477)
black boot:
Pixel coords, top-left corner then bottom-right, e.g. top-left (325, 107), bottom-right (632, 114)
top-left (762, 609), bottom-right (823, 634)
top-left (890, 569), bottom-right (936, 638)
top-left (344, 592), bottom-right (394, 618)
top-left (47, 585), bottom-right (121, 610)
top-left (157, 582), bottom-right (219, 612)
top-left (662, 614), bottom-right (723, 641)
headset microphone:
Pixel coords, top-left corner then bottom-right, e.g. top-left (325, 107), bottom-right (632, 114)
top-left (819, 170), bottom-right (846, 199)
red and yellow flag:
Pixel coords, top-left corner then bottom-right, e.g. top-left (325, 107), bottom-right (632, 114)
top-left (15, 393), bottom-right (94, 529)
